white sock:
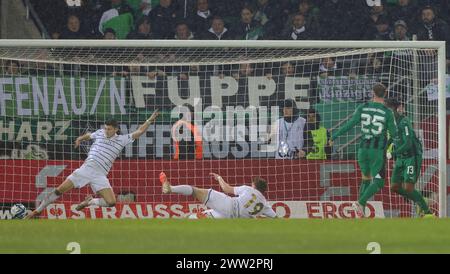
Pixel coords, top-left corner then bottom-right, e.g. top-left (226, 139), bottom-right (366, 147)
top-left (88, 198), bottom-right (109, 207)
top-left (171, 185), bottom-right (193, 195)
top-left (36, 191), bottom-right (60, 213)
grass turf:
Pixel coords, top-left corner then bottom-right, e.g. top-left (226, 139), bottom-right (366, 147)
top-left (1, 218), bottom-right (449, 254)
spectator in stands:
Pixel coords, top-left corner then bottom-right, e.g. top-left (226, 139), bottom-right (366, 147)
top-left (168, 23), bottom-right (199, 79)
top-left (220, 61), bottom-right (256, 105)
top-left (358, 53), bottom-right (385, 76)
top-left (390, 20), bottom-right (411, 41)
top-left (302, 109), bottom-right (331, 160)
top-left (231, 6), bottom-right (264, 40)
top-left (103, 28), bottom-right (117, 39)
top-left (364, 2), bottom-right (390, 39)
top-left (368, 2), bottom-right (388, 25)
top-left (263, 61), bottom-right (297, 107)
top-left (318, 57), bottom-right (340, 77)
top-left (127, 52), bottom-right (167, 79)
top-left (373, 15), bottom-right (392, 40)
top-left (199, 16), bottom-right (232, 40)
top-left (281, 13), bottom-right (313, 40)
top-left (281, 62), bottom-right (295, 76)
top-left (414, 6), bottom-right (450, 70)
top-left (59, 14), bottom-right (90, 39)
top-left (4, 60), bottom-right (20, 76)
top-left (95, 31), bottom-right (128, 78)
top-left (388, 0), bottom-right (418, 30)
top-left (98, 0), bottom-right (134, 39)
top-left (187, 0), bottom-right (214, 36)
top-left (171, 104), bottom-right (203, 160)
top-left (174, 22), bottom-right (195, 39)
top-left (415, 5), bottom-right (449, 41)
top-left (252, 0), bottom-right (282, 39)
top-left (287, 0), bottom-right (319, 33)
top-left (232, 63), bottom-right (255, 80)
top-left (268, 99), bottom-right (306, 159)
top-left (148, 0), bottom-right (180, 39)
top-left (126, 16), bottom-right (156, 39)
top-left (63, 0), bottom-right (100, 37)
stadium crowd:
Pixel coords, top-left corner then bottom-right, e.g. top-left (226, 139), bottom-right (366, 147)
top-left (28, 0), bottom-right (450, 71)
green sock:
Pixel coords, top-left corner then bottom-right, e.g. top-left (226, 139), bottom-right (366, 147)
top-left (359, 179), bottom-right (371, 200)
top-left (408, 189), bottom-right (432, 214)
top-left (359, 178), bottom-right (385, 207)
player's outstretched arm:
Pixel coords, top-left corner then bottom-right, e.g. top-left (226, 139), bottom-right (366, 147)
top-left (132, 109), bottom-right (159, 140)
top-left (331, 106), bottom-right (362, 141)
top-left (74, 133), bottom-right (92, 148)
top-left (210, 173), bottom-right (234, 194)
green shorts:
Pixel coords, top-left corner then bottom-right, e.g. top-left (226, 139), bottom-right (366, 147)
top-left (391, 156), bottom-right (422, 184)
top-left (357, 148), bottom-right (386, 178)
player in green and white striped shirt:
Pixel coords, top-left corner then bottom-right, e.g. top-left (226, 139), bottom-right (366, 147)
top-left (330, 84), bottom-right (399, 218)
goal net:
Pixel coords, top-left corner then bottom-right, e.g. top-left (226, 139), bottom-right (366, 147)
top-left (0, 40), bottom-right (446, 219)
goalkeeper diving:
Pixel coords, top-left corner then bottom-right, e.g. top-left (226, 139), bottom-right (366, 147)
top-left (384, 98), bottom-right (434, 217)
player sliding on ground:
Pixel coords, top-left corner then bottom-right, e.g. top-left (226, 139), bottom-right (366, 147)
top-left (384, 98), bottom-right (434, 218)
top-left (330, 83), bottom-right (399, 218)
top-left (159, 172), bottom-right (277, 218)
top-left (25, 110), bottom-right (159, 219)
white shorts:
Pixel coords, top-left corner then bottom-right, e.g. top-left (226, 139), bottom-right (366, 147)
top-left (204, 189), bottom-right (236, 218)
top-left (67, 164), bottom-right (111, 193)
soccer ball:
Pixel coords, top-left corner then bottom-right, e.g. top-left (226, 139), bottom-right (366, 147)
top-left (10, 203), bottom-right (27, 219)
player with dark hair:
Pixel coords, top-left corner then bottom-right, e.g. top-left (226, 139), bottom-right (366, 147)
top-left (384, 98), bottom-right (434, 217)
top-left (25, 110), bottom-right (159, 219)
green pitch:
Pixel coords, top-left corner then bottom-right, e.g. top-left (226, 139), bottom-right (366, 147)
top-left (1, 219), bottom-right (450, 254)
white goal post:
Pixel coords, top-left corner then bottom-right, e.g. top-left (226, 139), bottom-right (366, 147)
top-left (0, 39), bottom-right (446, 219)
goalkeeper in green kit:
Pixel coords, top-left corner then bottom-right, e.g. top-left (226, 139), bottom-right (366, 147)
top-left (329, 83), bottom-right (399, 218)
top-left (384, 98), bottom-right (434, 218)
